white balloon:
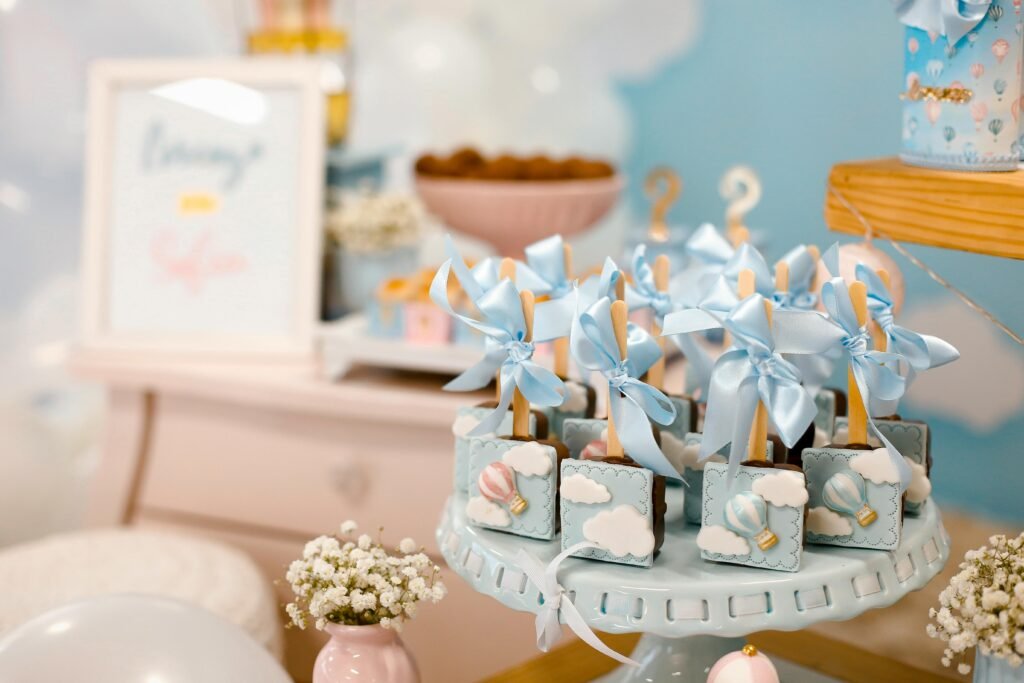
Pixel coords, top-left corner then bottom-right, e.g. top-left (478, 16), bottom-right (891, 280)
top-left (0, 594), bottom-right (290, 683)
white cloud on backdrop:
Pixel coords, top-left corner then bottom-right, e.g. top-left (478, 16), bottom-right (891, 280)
top-left (901, 296), bottom-right (1024, 433)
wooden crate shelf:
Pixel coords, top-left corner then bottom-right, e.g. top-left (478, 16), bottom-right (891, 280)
top-left (824, 157), bottom-right (1024, 260)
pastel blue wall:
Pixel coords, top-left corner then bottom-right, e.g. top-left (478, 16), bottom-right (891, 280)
top-left (619, 1), bottom-right (1024, 524)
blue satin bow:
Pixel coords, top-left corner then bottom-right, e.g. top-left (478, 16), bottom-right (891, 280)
top-left (665, 294), bottom-right (821, 482)
top-left (819, 277), bottom-right (913, 492)
top-left (772, 245), bottom-right (819, 311)
top-left (626, 244), bottom-right (674, 324)
top-left (525, 235), bottom-right (574, 300)
top-left (571, 297), bottom-right (680, 479)
top-left (723, 243), bottom-right (774, 297)
top-left (430, 252), bottom-right (567, 437)
top-left (856, 264), bottom-right (960, 379)
top-left (893, 0), bottom-right (990, 46)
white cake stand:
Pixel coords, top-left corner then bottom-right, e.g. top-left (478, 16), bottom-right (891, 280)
top-left (436, 489), bottom-right (950, 682)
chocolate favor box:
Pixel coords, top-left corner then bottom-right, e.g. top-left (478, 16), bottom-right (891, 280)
top-left (560, 457), bottom-right (666, 568)
top-left (834, 417), bottom-right (931, 515)
top-left (466, 437), bottom-right (567, 541)
top-left (803, 447), bottom-right (904, 551)
top-left (697, 462), bottom-right (807, 573)
top-left (901, 6), bottom-right (1024, 171)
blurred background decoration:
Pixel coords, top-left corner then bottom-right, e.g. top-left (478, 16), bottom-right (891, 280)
top-left (1, 0), bottom-right (1022, 573)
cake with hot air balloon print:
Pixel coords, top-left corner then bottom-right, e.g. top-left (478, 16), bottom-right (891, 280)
top-left (897, 0), bottom-right (1024, 170)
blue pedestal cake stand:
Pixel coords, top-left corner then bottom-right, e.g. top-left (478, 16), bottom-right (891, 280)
top-left (436, 489), bottom-right (950, 682)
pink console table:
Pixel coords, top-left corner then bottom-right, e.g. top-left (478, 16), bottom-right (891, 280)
top-left (70, 351), bottom-right (538, 682)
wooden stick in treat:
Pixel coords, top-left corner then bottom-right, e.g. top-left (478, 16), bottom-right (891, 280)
top-left (644, 255), bottom-right (671, 391)
top-left (495, 258), bottom-right (517, 403)
top-left (606, 298), bottom-right (630, 458)
top-left (847, 281), bottom-right (870, 444)
top-left (806, 244), bottom-right (821, 301)
top-left (512, 289), bottom-right (535, 438)
top-left (737, 269), bottom-right (770, 462)
top-left (871, 269), bottom-right (891, 352)
top-left (553, 244), bottom-right (573, 379)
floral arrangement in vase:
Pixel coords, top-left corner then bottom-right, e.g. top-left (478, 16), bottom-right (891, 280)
top-left (324, 191), bottom-right (427, 316)
top-left (285, 521), bottom-right (446, 683)
top-left (327, 190), bottom-right (425, 254)
top-left (928, 532), bottom-right (1024, 678)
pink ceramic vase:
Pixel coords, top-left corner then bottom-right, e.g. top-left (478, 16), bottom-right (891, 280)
top-left (313, 623), bottom-right (419, 683)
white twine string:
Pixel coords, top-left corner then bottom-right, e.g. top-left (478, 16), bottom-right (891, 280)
top-left (827, 184), bottom-right (1024, 348)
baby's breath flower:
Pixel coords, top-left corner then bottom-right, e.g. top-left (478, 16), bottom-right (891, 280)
top-left (929, 532), bottom-right (1024, 673)
top-left (284, 521), bottom-right (446, 631)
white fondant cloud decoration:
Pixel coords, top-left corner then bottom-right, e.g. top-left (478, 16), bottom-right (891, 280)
top-left (560, 381), bottom-right (588, 412)
top-left (697, 524), bottom-right (750, 556)
top-left (560, 473), bottom-right (612, 504)
top-left (807, 506), bottom-right (853, 537)
top-left (466, 496), bottom-right (511, 527)
top-left (850, 448), bottom-right (901, 485)
top-left (905, 458), bottom-right (932, 504)
top-left (666, 436), bottom-right (725, 472)
top-left (582, 504), bottom-right (655, 557)
top-left (502, 441), bottom-right (553, 477)
top-left (751, 471), bottom-right (808, 508)
top-left (451, 414), bottom-right (480, 437)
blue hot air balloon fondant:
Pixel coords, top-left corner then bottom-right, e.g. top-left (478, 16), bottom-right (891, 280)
top-left (822, 470), bottom-right (878, 527)
top-left (723, 491), bottom-right (778, 551)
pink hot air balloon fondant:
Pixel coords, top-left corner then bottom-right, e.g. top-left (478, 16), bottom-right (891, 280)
top-left (971, 62), bottom-right (985, 79)
top-left (972, 101), bottom-right (989, 127)
top-left (908, 36), bottom-right (920, 55)
top-left (993, 38), bottom-right (1011, 63)
top-left (478, 461), bottom-right (528, 515)
top-left (706, 645), bottom-right (780, 683)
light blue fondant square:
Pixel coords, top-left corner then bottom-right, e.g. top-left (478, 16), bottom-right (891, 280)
top-left (681, 433), bottom-right (773, 526)
top-left (368, 301), bottom-right (404, 338)
top-left (547, 380), bottom-right (594, 441)
top-left (803, 448), bottom-right (903, 551)
top-left (467, 437), bottom-right (559, 540)
top-left (834, 418), bottom-right (930, 515)
top-left (562, 418), bottom-right (607, 459)
top-left (452, 406), bottom-right (535, 492)
top-left (814, 389), bottom-right (839, 438)
top-left (700, 462), bottom-right (805, 572)
top-left (560, 459), bottom-right (658, 568)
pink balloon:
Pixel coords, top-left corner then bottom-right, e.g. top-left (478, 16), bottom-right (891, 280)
top-left (949, 80), bottom-right (965, 90)
top-left (971, 101), bottom-right (989, 124)
top-left (993, 38), bottom-right (1010, 63)
top-left (970, 62), bottom-right (985, 79)
top-left (925, 99), bottom-right (942, 124)
top-left (908, 37), bottom-right (920, 55)
top-left (707, 647), bottom-right (780, 683)
top-left (478, 462), bottom-right (517, 505)
top-left (906, 72), bottom-right (920, 90)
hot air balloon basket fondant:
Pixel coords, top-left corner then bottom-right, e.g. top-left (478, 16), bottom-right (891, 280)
top-left (754, 527), bottom-right (780, 551)
top-left (898, 11), bottom-right (1024, 171)
top-left (509, 493), bottom-right (528, 516)
top-left (855, 504), bottom-right (879, 527)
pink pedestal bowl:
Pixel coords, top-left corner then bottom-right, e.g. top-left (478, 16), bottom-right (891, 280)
top-left (415, 175), bottom-right (624, 256)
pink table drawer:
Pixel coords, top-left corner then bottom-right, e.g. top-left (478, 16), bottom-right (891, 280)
top-left (138, 393), bottom-right (454, 552)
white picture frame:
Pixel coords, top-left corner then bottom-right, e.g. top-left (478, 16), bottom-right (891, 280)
top-left (80, 59), bottom-right (325, 361)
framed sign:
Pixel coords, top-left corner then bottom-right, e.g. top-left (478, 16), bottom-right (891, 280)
top-left (81, 59), bottom-right (325, 360)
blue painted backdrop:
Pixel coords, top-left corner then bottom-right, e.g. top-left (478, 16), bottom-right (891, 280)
top-left (619, 2), bottom-right (1024, 524)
